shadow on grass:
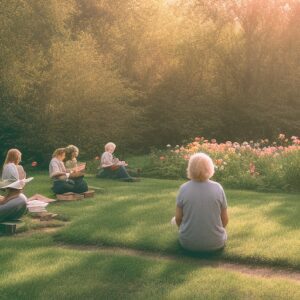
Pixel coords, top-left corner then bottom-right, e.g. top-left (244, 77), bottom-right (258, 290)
top-left (265, 201), bottom-right (300, 229)
top-left (22, 175), bottom-right (300, 271)
top-left (53, 196), bottom-right (300, 271)
top-left (0, 242), bottom-right (201, 299)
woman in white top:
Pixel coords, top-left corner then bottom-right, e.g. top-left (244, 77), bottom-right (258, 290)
top-left (97, 142), bottom-right (138, 182)
top-left (1, 149), bottom-right (53, 202)
top-left (49, 148), bottom-right (88, 194)
top-left (2, 149), bottom-right (26, 181)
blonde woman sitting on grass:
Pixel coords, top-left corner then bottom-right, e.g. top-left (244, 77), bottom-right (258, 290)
top-left (1, 149), bottom-right (52, 202)
top-left (65, 145), bottom-right (86, 173)
top-left (97, 142), bottom-right (139, 182)
top-left (2, 149), bottom-right (26, 181)
top-left (172, 153), bottom-right (229, 252)
top-left (49, 148), bottom-right (88, 194)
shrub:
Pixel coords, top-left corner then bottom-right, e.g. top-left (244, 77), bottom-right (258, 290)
top-left (144, 135), bottom-right (300, 192)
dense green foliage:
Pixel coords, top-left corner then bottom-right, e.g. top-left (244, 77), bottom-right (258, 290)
top-left (1, 0), bottom-right (300, 164)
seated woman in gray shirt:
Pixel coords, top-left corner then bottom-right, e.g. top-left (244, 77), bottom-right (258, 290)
top-left (174, 153), bottom-right (229, 252)
top-left (97, 142), bottom-right (138, 182)
top-left (0, 179), bottom-right (31, 222)
top-left (49, 148), bottom-right (88, 194)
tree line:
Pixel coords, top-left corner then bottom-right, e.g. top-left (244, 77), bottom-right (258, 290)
top-left (1, 0), bottom-right (299, 164)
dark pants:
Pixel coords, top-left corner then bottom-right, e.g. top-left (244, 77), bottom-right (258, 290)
top-left (97, 166), bottom-right (132, 180)
top-left (52, 177), bottom-right (88, 194)
top-left (0, 197), bottom-right (27, 222)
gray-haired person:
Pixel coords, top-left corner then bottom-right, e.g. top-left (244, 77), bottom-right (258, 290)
top-left (173, 153), bottom-right (229, 252)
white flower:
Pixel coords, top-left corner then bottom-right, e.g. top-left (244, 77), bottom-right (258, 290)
top-left (166, 144), bottom-right (171, 148)
top-left (283, 3), bottom-right (291, 12)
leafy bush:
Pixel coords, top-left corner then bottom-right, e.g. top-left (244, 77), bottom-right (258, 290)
top-left (143, 135), bottom-right (300, 192)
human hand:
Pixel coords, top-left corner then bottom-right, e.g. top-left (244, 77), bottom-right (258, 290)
top-left (171, 216), bottom-right (176, 226)
top-left (70, 171), bottom-right (83, 178)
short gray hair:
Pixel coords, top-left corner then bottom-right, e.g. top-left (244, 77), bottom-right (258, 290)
top-left (105, 142), bottom-right (116, 151)
top-left (187, 153), bottom-right (215, 181)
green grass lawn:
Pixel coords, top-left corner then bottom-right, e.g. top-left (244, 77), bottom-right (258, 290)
top-left (0, 236), bottom-right (299, 300)
top-left (23, 173), bottom-right (300, 269)
top-left (1, 172), bottom-right (299, 299)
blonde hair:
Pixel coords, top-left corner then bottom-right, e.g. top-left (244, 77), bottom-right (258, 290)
top-left (65, 145), bottom-right (79, 160)
top-left (4, 149), bottom-right (21, 165)
top-left (187, 153), bottom-right (215, 181)
top-left (52, 148), bottom-right (66, 158)
top-left (105, 142), bottom-right (116, 151)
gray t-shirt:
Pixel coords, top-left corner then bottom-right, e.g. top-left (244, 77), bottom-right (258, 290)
top-left (49, 158), bottom-right (67, 178)
top-left (176, 180), bottom-right (228, 251)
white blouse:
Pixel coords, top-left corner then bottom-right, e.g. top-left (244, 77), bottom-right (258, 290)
top-left (100, 152), bottom-right (121, 168)
top-left (2, 163), bottom-right (26, 181)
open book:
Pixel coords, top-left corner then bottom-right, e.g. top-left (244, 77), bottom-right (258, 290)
top-left (73, 163), bottom-right (86, 173)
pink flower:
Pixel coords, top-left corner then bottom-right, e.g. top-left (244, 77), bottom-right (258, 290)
top-left (194, 137), bottom-right (201, 142)
top-left (95, 156), bottom-right (100, 160)
top-left (215, 159), bottom-right (223, 166)
top-left (211, 139), bottom-right (217, 144)
top-left (160, 156), bottom-right (165, 161)
top-left (31, 161), bottom-right (38, 167)
top-left (278, 133), bottom-right (285, 140)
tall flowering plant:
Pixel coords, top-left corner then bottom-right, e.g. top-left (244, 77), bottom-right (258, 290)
top-left (147, 135), bottom-right (300, 192)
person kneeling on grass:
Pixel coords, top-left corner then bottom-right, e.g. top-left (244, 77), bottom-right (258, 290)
top-left (0, 178), bottom-right (33, 222)
top-left (97, 142), bottom-right (139, 182)
top-left (172, 153), bottom-right (229, 252)
top-left (49, 148), bottom-right (88, 195)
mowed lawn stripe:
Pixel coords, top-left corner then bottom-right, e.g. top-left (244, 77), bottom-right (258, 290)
top-left (25, 174), bottom-right (300, 269)
top-left (0, 236), bottom-right (299, 300)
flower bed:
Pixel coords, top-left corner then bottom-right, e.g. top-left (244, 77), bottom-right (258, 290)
top-left (146, 135), bottom-right (300, 192)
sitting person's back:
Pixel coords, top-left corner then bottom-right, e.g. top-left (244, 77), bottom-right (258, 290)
top-left (177, 180), bottom-right (227, 251)
top-left (174, 153), bottom-right (228, 252)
